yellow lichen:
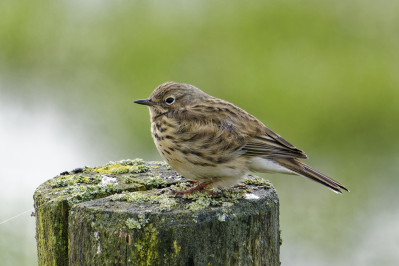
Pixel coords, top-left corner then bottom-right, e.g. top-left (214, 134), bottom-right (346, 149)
top-left (93, 159), bottom-right (150, 175)
top-left (172, 240), bottom-right (181, 258)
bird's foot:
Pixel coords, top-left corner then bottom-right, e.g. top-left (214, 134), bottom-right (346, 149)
top-left (173, 181), bottom-right (214, 196)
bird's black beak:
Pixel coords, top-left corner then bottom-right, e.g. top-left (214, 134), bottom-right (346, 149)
top-left (134, 99), bottom-right (154, 106)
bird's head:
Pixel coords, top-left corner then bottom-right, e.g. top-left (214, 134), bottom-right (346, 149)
top-left (134, 81), bottom-right (209, 115)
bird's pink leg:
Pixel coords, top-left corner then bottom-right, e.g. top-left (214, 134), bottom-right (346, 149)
top-left (173, 181), bottom-right (214, 195)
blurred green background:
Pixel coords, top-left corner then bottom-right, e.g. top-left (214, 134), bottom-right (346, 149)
top-left (1, 0), bottom-right (398, 265)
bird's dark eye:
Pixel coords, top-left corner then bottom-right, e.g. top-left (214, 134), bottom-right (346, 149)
top-left (165, 97), bottom-right (175, 105)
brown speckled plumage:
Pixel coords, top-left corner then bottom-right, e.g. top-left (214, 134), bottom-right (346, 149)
top-left (135, 82), bottom-right (348, 193)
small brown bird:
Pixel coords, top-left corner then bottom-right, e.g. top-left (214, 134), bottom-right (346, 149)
top-left (135, 82), bottom-right (348, 194)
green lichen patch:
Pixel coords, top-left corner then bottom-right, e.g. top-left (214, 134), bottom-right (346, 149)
top-left (93, 159), bottom-right (150, 175)
top-left (51, 178), bottom-right (71, 188)
top-left (112, 182), bottom-right (248, 213)
top-left (126, 214), bottom-right (149, 230)
top-left (186, 195), bottom-right (214, 212)
top-left (51, 174), bottom-right (103, 188)
top-left (158, 196), bottom-right (177, 212)
top-left (63, 184), bottom-right (119, 205)
top-left (46, 176), bottom-right (123, 206)
top-left (169, 181), bottom-right (193, 192)
top-left (110, 191), bottom-right (151, 203)
top-left (167, 181), bottom-right (256, 212)
top-left (146, 176), bottom-right (167, 188)
top-left (159, 161), bottom-right (172, 170)
top-left (242, 176), bottom-right (272, 188)
top-left (37, 159), bottom-right (179, 211)
top-left (109, 191), bottom-right (178, 212)
top-left (74, 174), bottom-right (102, 185)
top-left (219, 189), bottom-right (246, 202)
top-left (182, 190), bottom-right (245, 212)
top-left (121, 175), bottom-right (148, 186)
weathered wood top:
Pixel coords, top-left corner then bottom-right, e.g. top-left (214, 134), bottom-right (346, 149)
top-left (34, 159), bottom-right (280, 265)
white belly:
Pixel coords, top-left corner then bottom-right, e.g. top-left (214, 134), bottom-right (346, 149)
top-left (248, 157), bottom-right (294, 174)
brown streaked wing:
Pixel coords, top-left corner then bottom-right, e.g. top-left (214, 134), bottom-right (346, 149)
top-left (263, 127), bottom-right (300, 150)
top-left (171, 104), bottom-right (306, 160)
top-left (242, 136), bottom-right (307, 159)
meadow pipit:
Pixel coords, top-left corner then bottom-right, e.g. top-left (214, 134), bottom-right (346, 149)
top-left (135, 82), bottom-right (348, 194)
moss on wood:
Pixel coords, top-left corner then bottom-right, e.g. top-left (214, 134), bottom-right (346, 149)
top-left (34, 159), bottom-right (280, 265)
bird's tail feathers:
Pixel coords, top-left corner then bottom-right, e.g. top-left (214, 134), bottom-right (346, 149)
top-left (275, 158), bottom-right (349, 194)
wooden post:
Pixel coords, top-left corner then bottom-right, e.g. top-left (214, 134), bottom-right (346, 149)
top-left (34, 159), bottom-right (280, 265)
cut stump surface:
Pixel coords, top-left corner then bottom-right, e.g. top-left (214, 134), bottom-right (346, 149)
top-left (34, 159), bottom-right (280, 266)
